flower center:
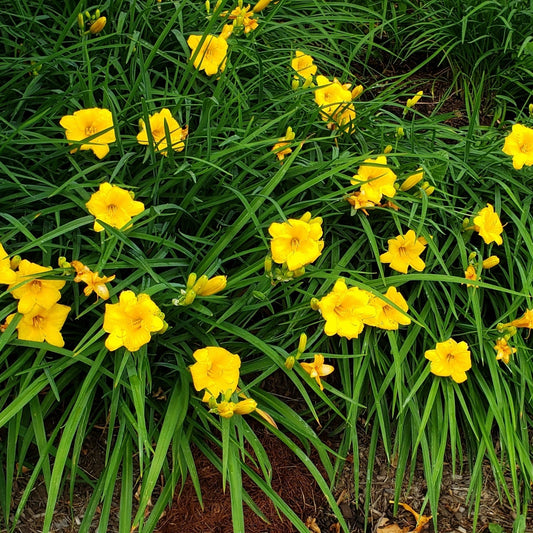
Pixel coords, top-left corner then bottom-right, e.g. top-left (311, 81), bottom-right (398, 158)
top-left (520, 143), bottom-right (531, 153)
top-left (30, 279), bottom-right (42, 293)
top-left (334, 304), bottom-right (348, 317)
top-left (107, 204), bottom-right (118, 215)
top-left (207, 365), bottom-right (222, 378)
top-left (32, 315), bottom-right (44, 328)
top-left (290, 237), bottom-right (300, 250)
top-left (131, 317), bottom-right (142, 329)
top-left (446, 352), bottom-right (455, 363)
top-left (85, 123), bottom-right (98, 136)
top-left (398, 246), bottom-right (408, 257)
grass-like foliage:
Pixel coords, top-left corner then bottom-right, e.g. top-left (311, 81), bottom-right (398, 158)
top-left (1, 1), bottom-right (533, 532)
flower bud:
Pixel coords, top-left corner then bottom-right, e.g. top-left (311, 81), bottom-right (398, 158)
top-left (89, 16), bottom-right (106, 34)
top-left (217, 401), bottom-right (236, 418)
top-left (186, 272), bottom-right (197, 290)
top-left (183, 290), bottom-right (196, 305)
top-left (297, 333), bottom-right (307, 354)
top-left (482, 256), bottom-right (500, 269)
top-left (77, 13), bottom-right (85, 30)
top-left (406, 90), bottom-right (423, 108)
top-left (310, 297), bottom-right (320, 311)
top-left (529, 103), bottom-right (533, 118)
top-left (284, 355), bottom-right (295, 370)
top-left (396, 127), bottom-right (404, 138)
top-left (205, 0), bottom-right (211, 13)
top-left (233, 398), bottom-right (257, 415)
top-left (252, 0), bottom-right (272, 12)
top-left (291, 77), bottom-right (301, 90)
top-left (302, 76), bottom-right (314, 89)
top-left (10, 255), bottom-right (21, 270)
top-left (351, 84), bottom-right (363, 99)
top-left (292, 267), bottom-right (305, 277)
top-left (400, 170), bottom-right (424, 191)
top-left (195, 275), bottom-right (227, 296)
top-left (384, 145), bottom-right (392, 154)
top-left (468, 251), bottom-right (477, 262)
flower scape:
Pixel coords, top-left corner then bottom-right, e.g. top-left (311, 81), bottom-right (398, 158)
top-left (2, 1), bottom-right (533, 533)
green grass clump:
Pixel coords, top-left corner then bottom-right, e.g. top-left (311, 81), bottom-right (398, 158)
top-left (0, 1), bottom-right (532, 532)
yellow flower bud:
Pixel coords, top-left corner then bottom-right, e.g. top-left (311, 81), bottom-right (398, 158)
top-left (58, 256), bottom-right (71, 269)
top-left (77, 13), bottom-right (85, 30)
top-left (351, 84), bottom-right (363, 99)
top-left (482, 256), bottom-right (500, 269)
top-left (302, 75), bottom-right (314, 89)
top-left (406, 90), bottom-right (423, 108)
top-left (400, 170), bottom-right (424, 191)
top-left (195, 275), bottom-right (227, 296)
top-left (205, 0), bottom-right (211, 13)
top-left (233, 398), bottom-right (257, 415)
top-left (529, 103), bottom-right (533, 118)
top-left (468, 251), bottom-right (477, 262)
top-left (396, 127), bottom-right (404, 138)
top-left (89, 16), bottom-right (106, 34)
top-left (284, 355), bottom-right (296, 370)
top-left (183, 290), bottom-right (196, 305)
top-left (310, 297), bottom-right (320, 311)
top-left (252, 0), bottom-right (272, 12)
top-left (291, 77), bottom-right (301, 90)
top-left (186, 272), bottom-right (197, 290)
top-left (217, 401), bottom-right (236, 418)
top-left (383, 145), bottom-right (392, 154)
top-left (9, 255), bottom-right (21, 270)
top-left (298, 333), bottom-right (307, 354)
top-left (264, 255), bottom-right (272, 274)
top-left (292, 267), bottom-right (305, 277)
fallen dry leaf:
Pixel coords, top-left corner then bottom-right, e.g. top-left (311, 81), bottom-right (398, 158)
top-left (390, 500), bottom-right (433, 533)
top-left (305, 516), bottom-right (321, 533)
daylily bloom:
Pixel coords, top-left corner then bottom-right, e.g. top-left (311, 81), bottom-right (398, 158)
top-left (190, 346), bottom-right (241, 401)
top-left (473, 204), bottom-right (503, 245)
top-left (364, 286), bottom-right (411, 330)
top-left (71, 260), bottom-right (115, 300)
top-left (291, 51), bottom-right (317, 78)
top-left (424, 338), bottom-right (471, 383)
top-left (85, 182), bottom-right (145, 232)
top-left (9, 260), bottom-right (65, 314)
top-left (314, 75), bottom-right (352, 122)
top-left (351, 156), bottom-right (397, 204)
top-left (59, 108), bottom-right (116, 159)
top-left (502, 123), bottom-right (533, 170)
top-left (300, 354), bottom-right (334, 390)
top-left (103, 290), bottom-right (165, 352)
top-left (271, 126), bottom-right (295, 161)
top-left (226, 5), bottom-right (258, 33)
top-left (494, 338), bottom-right (516, 364)
top-left (0, 243), bottom-right (16, 285)
top-left (137, 108), bottom-right (188, 155)
top-left (6, 303), bottom-right (70, 347)
top-left (187, 34), bottom-right (228, 76)
top-left (317, 278), bottom-right (376, 339)
top-left (507, 309), bottom-right (533, 329)
top-left (380, 230), bottom-right (427, 273)
top-left (268, 212), bottom-right (324, 271)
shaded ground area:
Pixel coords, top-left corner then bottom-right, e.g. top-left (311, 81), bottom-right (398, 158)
top-left (156, 420), bottom-right (532, 533)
